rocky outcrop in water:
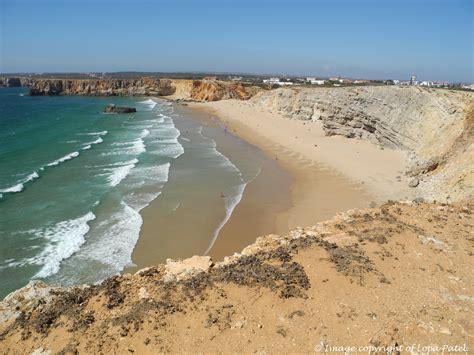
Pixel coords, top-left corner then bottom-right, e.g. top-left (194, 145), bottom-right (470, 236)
top-left (103, 104), bottom-right (137, 114)
top-left (27, 77), bottom-right (176, 96)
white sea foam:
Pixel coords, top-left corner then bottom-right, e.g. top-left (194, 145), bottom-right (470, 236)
top-left (141, 128), bottom-right (150, 138)
top-left (82, 202), bottom-right (142, 272)
top-left (81, 136), bottom-right (103, 150)
top-left (46, 151), bottom-right (80, 167)
top-left (85, 137), bottom-right (103, 145)
top-left (106, 160), bottom-right (138, 187)
top-left (181, 137), bottom-right (191, 142)
top-left (138, 99), bottom-right (158, 110)
top-left (79, 130), bottom-right (108, 136)
top-left (0, 171), bottom-right (40, 194)
top-left (147, 117), bottom-right (184, 158)
top-left (24, 171), bottom-right (39, 182)
top-left (205, 183), bottom-right (246, 255)
top-left (0, 182), bottom-right (24, 193)
top-left (197, 126), bottom-right (241, 175)
top-left (156, 113), bottom-right (169, 123)
top-left (25, 212), bottom-right (96, 278)
top-left (106, 138), bottom-right (146, 156)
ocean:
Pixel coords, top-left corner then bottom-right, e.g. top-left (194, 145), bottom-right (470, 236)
top-left (0, 87), bottom-right (262, 298)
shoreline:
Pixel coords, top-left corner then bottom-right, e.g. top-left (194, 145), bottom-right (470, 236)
top-left (128, 102), bottom-right (293, 270)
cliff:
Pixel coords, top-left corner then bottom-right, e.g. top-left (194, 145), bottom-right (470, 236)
top-left (0, 199), bottom-right (472, 353)
top-left (251, 86), bottom-right (474, 201)
top-left (189, 78), bottom-right (259, 101)
top-left (164, 78), bottom-right (260, 102)
top-left (27, 77), bottom-right (176, 96)
top-left (0, 76), bottom-right (261, 101)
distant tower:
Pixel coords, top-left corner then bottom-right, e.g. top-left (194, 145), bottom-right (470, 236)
top-left (410, 74), bottom-right (417, 85)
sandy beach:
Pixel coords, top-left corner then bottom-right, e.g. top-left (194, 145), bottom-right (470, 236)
top-left (187, 99), bottom-right (414, 257)
top-left (192, 99), bottom-right (413, 200)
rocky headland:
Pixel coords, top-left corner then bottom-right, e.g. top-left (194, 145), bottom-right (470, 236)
top-left (0, 76), bottom-right (259, 100)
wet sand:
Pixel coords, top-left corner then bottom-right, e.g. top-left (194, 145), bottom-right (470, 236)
top-left (129, 104), bottom-right (292, 270)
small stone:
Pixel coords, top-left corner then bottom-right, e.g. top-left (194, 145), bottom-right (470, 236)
top-left (409, 178), bottom-right (420, 188)
top-left (138, 287), bottom-right (150, 300)
top-left (413, 197), bottom-right (424, 204)
top-left (439, 327), bottom-right (452, 335)
top-left (232, 321), bottom-right (244, 329)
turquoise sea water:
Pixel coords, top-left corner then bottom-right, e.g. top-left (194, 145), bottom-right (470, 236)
top-left (0, 88), bottom-right (261, 298)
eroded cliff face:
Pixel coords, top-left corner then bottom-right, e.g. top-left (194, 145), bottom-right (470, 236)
top-left (7, 76), bottom-right (260, 101)
top-left (27, 77), bottom-right (176, 96)
top-left (190, 79), bottom-right (259, 101)
top-left (251, 86), bottom-right (474, 201)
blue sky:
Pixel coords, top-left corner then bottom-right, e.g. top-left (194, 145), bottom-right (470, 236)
top-left (0, 0), bottom-right (472, 81)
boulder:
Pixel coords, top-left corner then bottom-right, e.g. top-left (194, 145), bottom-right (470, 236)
top-left (103, 104), bottom-right (136, 114)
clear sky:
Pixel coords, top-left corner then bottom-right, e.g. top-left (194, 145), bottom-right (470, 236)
top-left (0, 0), bottom-right (472, 82)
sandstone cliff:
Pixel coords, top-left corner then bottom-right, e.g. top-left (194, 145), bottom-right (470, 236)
top-left (0, 199), bottom-right (472, 353)
top-left (164, 78), bottom-right (260, 102)
top-left (251, 86), bottom-right (474, 201)
top-left (190, 78), bottom-right (259, 101)
top-left (27, 77), bottom-right (176, 96)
